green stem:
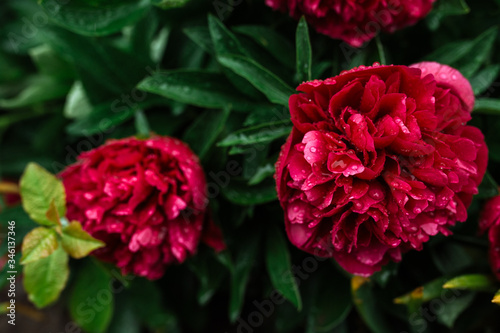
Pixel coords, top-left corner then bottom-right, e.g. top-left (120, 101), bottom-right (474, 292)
top-left (375, 35), bottom-right (387, 65)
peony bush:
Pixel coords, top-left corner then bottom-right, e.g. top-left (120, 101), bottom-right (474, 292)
top-left (1, 0), bottom-right (500, 332)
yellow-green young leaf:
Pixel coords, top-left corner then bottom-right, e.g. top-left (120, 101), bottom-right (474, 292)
top-left (61, 221), bottom-right (105, 259)
top-left (492, 289), bottom-right (500, 305)
top-left (20, 227), bottom-right (59, 265)
top-left (23, 246), bottom-right (69, 308)
top-left (443, 274), bottom-right (496, 292)
top-left (20, 163), bottom-right (66, 226)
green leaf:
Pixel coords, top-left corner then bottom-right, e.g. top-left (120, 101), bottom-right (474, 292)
top-left (474, 98), bottom-right (500, 115)
top-left (430, 241), bottom-right (474, 275)
top-left (152, 0), bottom-right (190, 9)
top-left (265, 225), bottom-right (302, 310)
top-left (310, 272), bottom-right (352, 332)
top-left (469, 65), bottom-right (500, 95)
top-left (477, 172), bottom-right (499, 199)
top-left (218, 54), bottom-right (295, 106)
top-left (183, 107), bottom-right (231, 160)
top-left (233, 25), bottom-right (295, 69)
top-left (129, 278), bottom-right (179, 331)
top-left (183, 26), bottom-right (214, 55)
top-left (443, 274), bottom-right (496, 292)
top-left (207, 14), bottom-right (264, 100)
top-left (20, 227), bottom-right (59, 265)
top-left (454, 27), bottom-right (498, 78)
top-left (20, 163), bottom-right (66, 227)
top-left (394, 277), bottom-right (448, 306)
top-left (0, 75), bottom-right (70, 109)
top-left (69, 260), bottom-right (114, 333)
top-left (229, 231), bottom-right (260, 322)
top-left (134, 110), bottom-right (151, 137)
top-left (188, 251), bottom-right (228, 305)
top-left (436, 292), bottom-right (475, 328)
top-left (296, 17), bottom-right (312, 83)
top-left (352, 277), bottom-right (392, 333)
top-left (39, 0), bottom-right (151, 37)
top-left (23, 246), bottom-right (69, 308)
top-left (28, 44), bottom-right (75, 80)
top-left (64, 81), bottom-right (93, 119)
top-left (107, 295), bottom-right (141, 333)
top-left (222, 179), bottom-right (277, 206)
top-left (43, 27), bottom-right (151, 103)
top-left (248, 163), bottom-right (275, 185)
top-left (424, 40), bottom-right (474, 65)
top-left (137, 70), bottom-right (255, 111)
top-left (61, 221), bottom-right (105, 259)
top-left (426, 0), bottom-right (470, 30)
top-left (218, 120), bottom-right (292, 147)
top-left (208, 14), bottom-right (247, 57)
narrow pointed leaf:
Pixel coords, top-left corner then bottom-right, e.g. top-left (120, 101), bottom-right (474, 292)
top-left (443, 274), bottom-right (496, 292)
top-left (296, 17), bottom-right (312, 82)
top-left (137, 70), bottom-right (255, 111)
top-left (218, 54), bottom-right (295, 106)
top-left (265, 225), bottom-right (302, 310)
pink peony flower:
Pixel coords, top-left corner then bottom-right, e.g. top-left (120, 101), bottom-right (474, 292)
top-left (275, 62), bottom-right (487, 276)
top-left (61, 136), bottom-right (225, 280)
top-left (479, 195), bottom-right (500, 281)
top-left (266, 0), bottom-right (436, 47)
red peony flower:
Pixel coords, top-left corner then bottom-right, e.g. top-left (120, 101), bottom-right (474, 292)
top-left (479, 195), bottom-right (500, 281)
top-left (266, 0), bottom-right (436, 47)
top-left (61, 136), bottom-right (225, 280)
top-left (275, 62), bottom-right (487, 276)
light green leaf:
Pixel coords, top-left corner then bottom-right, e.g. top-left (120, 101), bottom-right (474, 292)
top-left (20, 163), bottom-right (66, 227)
top-left (23, 246), bottom-right (69, 308)
top-left (64, 81), bottom-right (93, 119)
top-left (61, 221), bottom-right (105, 259)
top-left (443, 274), bottom-right (496, 292)
top-left (20, 227), bottom-right (59, 265)
top-left (265, 225), bottom-right (302, 310)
